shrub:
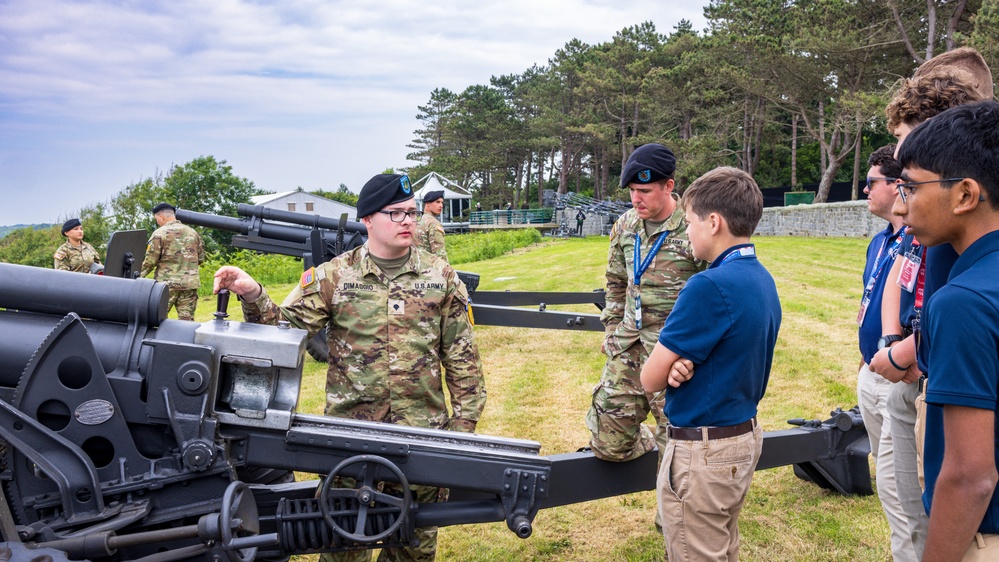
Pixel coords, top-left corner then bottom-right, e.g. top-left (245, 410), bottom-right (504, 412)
top-left (199, 250), bottom-right (302, 296)
top-left (447, 229), bottom-right (542, 264)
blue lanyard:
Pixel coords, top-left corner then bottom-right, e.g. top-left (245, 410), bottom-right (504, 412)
top-left (711, 244), bottom-right (756, 268)
top-left (633, 231), bottom-right (670, 287)
top-left (863, 235), bottom-right (902, 298)
top-left (633, 231), bottom-right (670, 330)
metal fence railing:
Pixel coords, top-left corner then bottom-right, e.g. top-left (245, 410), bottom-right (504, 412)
top-left (470, 209), bottom-right (555, 226)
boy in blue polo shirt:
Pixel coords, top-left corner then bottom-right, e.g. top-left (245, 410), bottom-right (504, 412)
top-left (641, 166), bottom-right (781, 562)
top-left (894, 100), bottom-right (999, 560)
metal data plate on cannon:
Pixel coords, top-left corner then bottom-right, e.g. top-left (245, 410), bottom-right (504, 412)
top-left (104, 229), bottom-right (148, 278)
top-left (196, 319), bottom-right (307, 430)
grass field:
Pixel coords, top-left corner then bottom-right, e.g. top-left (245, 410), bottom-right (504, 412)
top-left (192, 235), bottom-right (888, 561)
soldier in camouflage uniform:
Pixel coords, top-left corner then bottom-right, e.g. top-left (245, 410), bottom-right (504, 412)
top-left (54, 218), bottom-right (102, 273)
top-left (139, 203), bottom-right (205, 321)
top-left (586, 144), bottom-right (705, 467)
top-left (415, 189), bottom-right (448, 261)
top-left (214, 173), bottom-right (485, 562)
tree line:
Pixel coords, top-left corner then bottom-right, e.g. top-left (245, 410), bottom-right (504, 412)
top-left (403, 0), bottom-right (999, 208)
top-left (0, 156), bottom-right (259, 268)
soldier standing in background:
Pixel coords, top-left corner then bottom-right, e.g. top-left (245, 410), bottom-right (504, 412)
top-left (53, 218), bottom-right (102, 273)
top-left (213, 173), bottom-right (485, 562)
top-left (417, 189), bottom-right (448, 261)
top-left (575, 209), bottom-right (586, 236)
top-left (139, 203), bottom-right (205, 321)
top-left (586, 143), bottom-right (705, 472)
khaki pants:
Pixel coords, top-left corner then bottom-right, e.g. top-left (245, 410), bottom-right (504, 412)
top-left (857, 363), bottom-right (917, 561)
top-left (963, 533), bottom-right (999, 561)
top-left (657, 423), bottom-right (762, 562)
top-left (887, 380), bottom-right (928, 559)
top-left (914, 378), bottom-right (927, 490)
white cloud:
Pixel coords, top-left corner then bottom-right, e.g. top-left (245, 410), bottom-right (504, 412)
top-left (0, 0), bottom-right (708, 225)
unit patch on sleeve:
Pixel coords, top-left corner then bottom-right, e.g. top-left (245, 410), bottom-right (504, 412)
top-left (301, 267), bottom-right (316, 289)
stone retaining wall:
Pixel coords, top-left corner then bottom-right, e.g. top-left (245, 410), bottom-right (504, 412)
top-left (754, 200), bottom-right (885, 238)
top-left (556, 200), bottom-right (885, 238)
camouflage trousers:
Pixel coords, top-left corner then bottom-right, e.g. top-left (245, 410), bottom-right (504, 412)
top-left (586, 341), bottom-right (669, 463)
top-left (320, 482), bottom-right (442, 562)
top-left (168, 288), bottom-right (199, 321)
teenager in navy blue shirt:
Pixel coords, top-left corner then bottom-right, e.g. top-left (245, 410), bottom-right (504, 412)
top-left (852, 144), bottom-right (916, 561)
top-left (641, 166), bottom-right (781, 562)
top-left (894, 100), bottom-right (999, 560)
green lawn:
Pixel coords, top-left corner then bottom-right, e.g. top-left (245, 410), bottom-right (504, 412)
top-left (193, 235), bottom-right (887, 562)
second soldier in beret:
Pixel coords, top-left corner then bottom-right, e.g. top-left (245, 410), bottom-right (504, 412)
top-left (585, 143), bottom-right (706, 531)
top-left (416, 189), bottom-right (448, 262)
top-left (139, 202), bottom-right (206, 321)
top-left (213, 173), bottom-right (485, 562)
top-left (54, 217), bottom-right (103, 273)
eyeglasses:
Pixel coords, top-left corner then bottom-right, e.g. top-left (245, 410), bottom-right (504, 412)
top-left (377, 210), bottom-right (423, 222)
top-left (866, 176), bottom-right (897, 189)
top-left (895, 178), bottom-right (965, 203)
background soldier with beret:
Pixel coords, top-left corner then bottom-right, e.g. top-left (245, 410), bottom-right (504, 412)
top-left (53, 217), bottom-right (102, 273)
top-left (213, 173), bottom-right (485, 562)
top-left (139, 202), bottom-right (205, 321)
top-left (585, 144), bottom-right (705, 524)
top-left (416, 189), bottom-right (448, 261)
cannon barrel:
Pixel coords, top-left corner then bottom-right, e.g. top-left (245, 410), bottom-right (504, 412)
top-left (0, 262), bottom-right (167, 326)
top-left (177, 208), bottom-right (365, 247)
top-left (237, 203), bottom-right (367, 235)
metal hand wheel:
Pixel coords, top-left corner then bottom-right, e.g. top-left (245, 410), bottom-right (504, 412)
top-left (319, 455), bottom-right (411, 544)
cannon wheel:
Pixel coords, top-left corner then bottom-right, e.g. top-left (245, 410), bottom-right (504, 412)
top-left (218, 481), bottom-right (260, 562)
top-left (319, 455), bottom-right (411, 544)
top-left (306, 328), bottom-right (330, 363)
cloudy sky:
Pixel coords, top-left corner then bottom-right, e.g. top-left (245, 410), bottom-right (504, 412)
top-left (0, 0), bottom-right (708, 226)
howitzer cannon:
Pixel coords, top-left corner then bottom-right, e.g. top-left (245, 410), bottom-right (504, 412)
top-left (0, 262), bottom-right (870, 561)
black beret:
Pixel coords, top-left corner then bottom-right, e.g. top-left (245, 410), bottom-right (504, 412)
top-left (152, 202), bottom-right (176, 214)
top-left (423, 190), bottom-right (445, 203)
top-left (61, 218), bottom-right (81, 235)
top-left (356, 174), bottom-right (414, 218)
top-left (621, 144), bottom-right (677, 187)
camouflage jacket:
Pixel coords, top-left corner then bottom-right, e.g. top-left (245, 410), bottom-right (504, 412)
top-left (241, 245), bottom-right (485, 431)
top-left (53, 241), bottom-right (101, 273)
top-left (415, 213), bottom-right (448, 261)
top-left (140, 220), bottom-right (205, 290)
top-left (600, 205), bottom-right (705, 357)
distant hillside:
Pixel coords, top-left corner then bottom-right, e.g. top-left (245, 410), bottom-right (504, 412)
top-left (0, 224), bottom-right (54, 239)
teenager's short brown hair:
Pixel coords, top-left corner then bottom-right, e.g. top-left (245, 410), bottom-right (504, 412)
top-left (683, 167), bottom-right (763, 237)
top-left (914, 47), bottom-right (993, 100)
top-left (886, 69), bottom-right (982, 132)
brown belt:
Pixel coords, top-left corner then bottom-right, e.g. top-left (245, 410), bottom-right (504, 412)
top-left (668, 418), bottom-right (756, 441)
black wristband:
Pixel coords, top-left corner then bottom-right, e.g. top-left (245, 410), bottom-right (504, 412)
top-left (887, 348), bottom-right (910, 371)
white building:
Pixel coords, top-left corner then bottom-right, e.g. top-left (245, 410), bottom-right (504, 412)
top-left (250, 190), bottom-right (357, 221)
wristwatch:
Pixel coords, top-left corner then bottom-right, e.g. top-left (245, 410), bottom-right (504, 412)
top-left (877, 334), bottom-right (904, 349)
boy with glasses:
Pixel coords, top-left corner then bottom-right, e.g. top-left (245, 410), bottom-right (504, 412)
top-left (870, 48), bottom-right (993, 560)
top-left (214, 173), bottom-right (485, 562)
top-left (893, 99), bottom-right (999, 560)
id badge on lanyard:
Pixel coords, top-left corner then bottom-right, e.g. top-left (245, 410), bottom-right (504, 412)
top-left (897, 247), bottom-right (923, 293)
